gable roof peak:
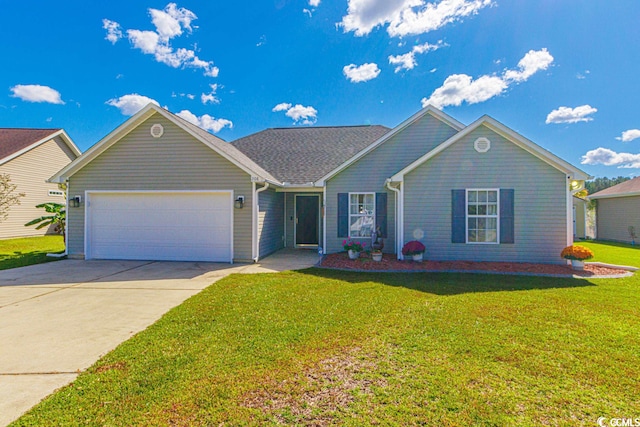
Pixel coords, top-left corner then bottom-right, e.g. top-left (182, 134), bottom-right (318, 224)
top-left (0, 128), bottom-right (80, 165)
top-left (390, 112), bottom-right (591, 182)
top-left (49, 102), bottom-right (278, 184)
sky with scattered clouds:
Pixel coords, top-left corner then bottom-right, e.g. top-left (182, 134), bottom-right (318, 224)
top-left (1, 0), bottom-right (639, 178)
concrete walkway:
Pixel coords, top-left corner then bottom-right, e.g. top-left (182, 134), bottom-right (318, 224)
top-left (0, 249), bottom-right (319, 426)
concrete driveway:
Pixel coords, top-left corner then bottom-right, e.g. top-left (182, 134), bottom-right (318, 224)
top-left (0, 249), bottom-right (319, 426)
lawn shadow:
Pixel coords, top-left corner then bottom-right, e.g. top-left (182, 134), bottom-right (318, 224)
top-left (0, 250), bottom-right (62, 271)
top-left (297, 267), bottom-right (595, 296)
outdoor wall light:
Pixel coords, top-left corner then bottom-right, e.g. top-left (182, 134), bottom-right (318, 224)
top-left (69, 195), bottom-right (82, 208)
top-left (235, 196), bottom-right (245, 209)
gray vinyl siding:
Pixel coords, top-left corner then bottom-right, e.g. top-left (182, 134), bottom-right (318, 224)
top-left (596, 196), bottom-right (640, 243)
top-left (257, 187), bottom-right (284, 258)
top-left (67, 113), bottom-right (254, 261)
top-left (0, 136), bottom-right (77, 239)
top-left (326, 113), bottom-right (459, 253)
top-left (404, 125), bottom-right (568, 264)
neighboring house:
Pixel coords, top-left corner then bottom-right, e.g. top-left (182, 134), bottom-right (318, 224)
top-left (50, 103), bottom-right (589, 264)
top-left (589, 176), bottom-right (640, 244)
top-left (0, 129), bottom-right (80, 239)
top-left (573, 196), bottom-right (588, 240)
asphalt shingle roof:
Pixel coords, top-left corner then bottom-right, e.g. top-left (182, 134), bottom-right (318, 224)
top-left (590, 176), bottom-right (640, 198)
top-left (0, 128), bottom-right (60, 162)
top-left (231, 125), bottom-right (391, 184)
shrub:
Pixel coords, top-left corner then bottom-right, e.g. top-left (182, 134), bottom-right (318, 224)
top-left (402, 240), bottom-right (426, 256)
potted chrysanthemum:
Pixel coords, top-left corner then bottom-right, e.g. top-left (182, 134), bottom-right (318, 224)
top-left (561, 245), bottom-right (594, 270)
top-left (402, 240), bottom-right (426, 262)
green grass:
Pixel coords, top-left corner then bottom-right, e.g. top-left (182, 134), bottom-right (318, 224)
top-left (578, 240), bottom-right (640, 267)
top-left (0, 235), bottom-right (65, 271)
top-left (12, 242), bottom-right (640, 426)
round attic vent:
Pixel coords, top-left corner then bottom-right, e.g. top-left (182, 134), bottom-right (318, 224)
top-left (474, 137), bottom-right (491, 153)
top-left (150, 124), bottom-right (164, 138)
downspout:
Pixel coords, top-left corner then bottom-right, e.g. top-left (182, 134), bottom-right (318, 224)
top-left (565, 176), bottom-right (574, 263)
top-left (322, 183), bottom-right (327, 254)
top-left (385, 179), bottom-right (402, 260)
top-left (253, 182), bottom-right (270, 262)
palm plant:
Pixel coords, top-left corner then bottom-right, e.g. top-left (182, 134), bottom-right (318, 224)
top-left (25, 202), bottom-right (66, 240)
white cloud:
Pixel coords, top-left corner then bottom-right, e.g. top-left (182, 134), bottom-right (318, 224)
top-left (388, 40), bottom-right (446, 72)
top-left (502, 48), bottom-right (553, 82)
top-left (272, 103), bottom-right (292, 112)
top-left (422, 48), bottom-right (553, 108)
top-left (422, 74), bottom-right (506, 108)
top-left (201, 84), bottom-right (220, 104)
top-left (341, 0), bottom-right (492, 37)
top-left (150, 3), bottom-right (196, 41)
top-left (102, 19), bottom-right (123, 44)
top-left (343, 63), bottom-right (381, 83)
top-left (581, 147), bottom-right (640, 169)
top-left (106, 94), bottom-right (159, 115)
top-left (309, 0), bottom-right (321, 6)
top-left (176, 110), bottom-right (233, 133)
top-left (110, 4), bottom-right (218, 77)
top-left (545, 105), bottom-right (597, 124)
top-left (10, 84), bottom-right (64, 104)
top-left (127, 29), bottom-right (160, 54)
top-left (272, 103), bottom-right (318, 125)
top-left (617, 129), bottom-right (640, 142)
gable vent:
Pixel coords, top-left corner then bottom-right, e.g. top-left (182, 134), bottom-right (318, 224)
top-left (474, 137), bottom-right (491, 153)
top-left (150, 124), bottom-right (164, 138)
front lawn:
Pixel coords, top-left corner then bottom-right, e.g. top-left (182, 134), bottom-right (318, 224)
top-left (0, 235), bottom-right (65, 271)
top-left (12, 242), bottom-right (640, 426)
top-left (579, 240), bottom-right (640, 268)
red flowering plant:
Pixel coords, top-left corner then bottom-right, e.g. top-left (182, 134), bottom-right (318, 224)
top-left (401, 240), bottom-right (426, 256)
top-left (560, 245), bottom-right (594, 261)
top-left (343, 239), bottom-right (365, 252)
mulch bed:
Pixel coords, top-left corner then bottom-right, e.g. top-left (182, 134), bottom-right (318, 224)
top-left (319, 253), bottom-right (631, 278)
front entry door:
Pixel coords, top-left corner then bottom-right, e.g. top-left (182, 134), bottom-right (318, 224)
top-left (295, 195), bottom-right (319, 246)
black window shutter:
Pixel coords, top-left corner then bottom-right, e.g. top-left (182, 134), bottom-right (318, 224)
top-left (337, 193), bottom-right (349, 237)
top-left (451, 189), bottom-right (466, 243)
top-left (375, 192), bottom-right (388, 238)
top-left (500, 189), bottom-right (515, 244)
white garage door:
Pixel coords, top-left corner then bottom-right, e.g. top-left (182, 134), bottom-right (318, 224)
top-left (87, 192), bottom-right (232, 262)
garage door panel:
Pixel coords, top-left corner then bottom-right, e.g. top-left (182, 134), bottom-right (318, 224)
top-left (87, 192), bottom-right (232, 262)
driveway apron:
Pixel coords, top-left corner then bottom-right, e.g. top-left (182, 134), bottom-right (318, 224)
top-left (0, 250), bottom-right (319, 426)
top-left (0, 259), bottom-right (242, 426)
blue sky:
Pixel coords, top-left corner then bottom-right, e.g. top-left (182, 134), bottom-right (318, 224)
top-left (1, 0), bottom-right (639, 179)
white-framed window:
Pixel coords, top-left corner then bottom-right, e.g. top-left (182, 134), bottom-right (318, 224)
top-left (349, 192), bottom-right (375, 237)
top-left (466, 189), bottom-right (499, 244)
